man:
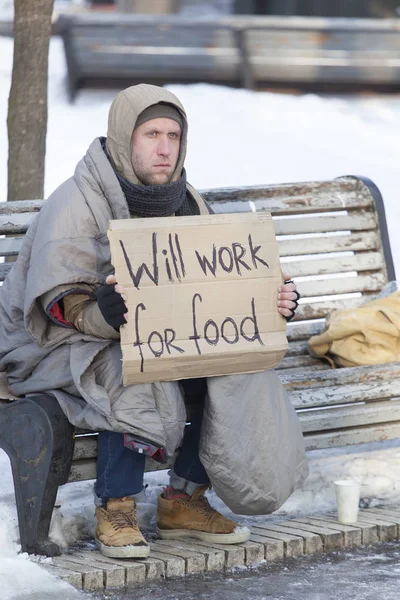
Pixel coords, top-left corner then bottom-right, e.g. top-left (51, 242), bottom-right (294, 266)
top-left (0, 85), bottom-right (300, 559)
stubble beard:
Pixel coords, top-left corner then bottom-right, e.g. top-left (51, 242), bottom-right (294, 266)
top-left (132, 153), bottom-right (176, 186)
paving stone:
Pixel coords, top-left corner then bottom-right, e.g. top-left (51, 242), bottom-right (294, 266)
top-left (356, 511), bottom-right (398, 541)
top-left (40, 563), bottom-right (83, 589)
top-left (72, 551), bottom-right (126, 588)
top-left (251, 525), bottom-right (304, 558)
top-left (362, 508), bottom-right (400, 537)
top-left (245, 534), bottom-right (285, 562)
top-left (74, 550), bottom-right (146, 585)
top-left (239, 540), bottom-right (265, 565)
top-left (376, 507), bottom-right (400, 518)
top-left (135, 557), bottom-right (165, 581)
top-left (45, 505), bottom-right (400, 591)
top-left (298, 517), bottom-right (362, 547)
top-left (149, 548), bottom-right (186, 578)
top-left (52, 556), bottom-right (104, 591)
top-left (151, 541), bottom-right (206, 575)
top-left (255, 523), bottom-right (323, 555)
top-left (190, 541), bottom-right (246, 568)
top-left (278, 519), bottom-right (342, 551)
top-left (326, 513), bottom-right (379, 545)
top-left (155, 539), bottom-right (225, 571)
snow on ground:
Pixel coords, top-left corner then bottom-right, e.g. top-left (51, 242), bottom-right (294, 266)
top-left (1, 34), bottom-right (400, 598)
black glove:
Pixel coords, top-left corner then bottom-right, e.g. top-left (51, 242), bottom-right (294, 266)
top-left (283, 279), bottom-right (301, 322)
top-left (96, 283), bottom-right (127, 330)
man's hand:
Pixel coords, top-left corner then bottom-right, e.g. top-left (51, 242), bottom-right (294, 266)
top-left (96, 274), bottom-right (128, 330)
top-left (278, 273), bottom-right (300, 322)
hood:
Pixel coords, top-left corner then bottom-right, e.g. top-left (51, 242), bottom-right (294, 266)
top-left (106, 84), bottom-right (188, 185)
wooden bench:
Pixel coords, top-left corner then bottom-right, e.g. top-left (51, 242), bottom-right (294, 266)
top-left (58, 13), bottom-right (400, 101)
top-left (1, 175), bottom-right (400, 556)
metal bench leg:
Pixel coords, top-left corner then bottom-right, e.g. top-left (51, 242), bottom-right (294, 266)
top-left (0, 393), bottom-right (74, 556)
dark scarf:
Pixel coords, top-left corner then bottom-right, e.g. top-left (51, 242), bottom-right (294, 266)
top-left (116, 168), bottom-right (199, 218)
top-left (100, 137), bottom-right (199, 218)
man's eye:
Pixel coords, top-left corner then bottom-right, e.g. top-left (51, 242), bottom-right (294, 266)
top-left (147, 131), bottom-right (157, 137)
top-left (169, 133), bottom-right (179, 139)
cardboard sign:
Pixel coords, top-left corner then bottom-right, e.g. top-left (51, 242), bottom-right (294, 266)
top-left (108, 213), bottom-right (288, 385)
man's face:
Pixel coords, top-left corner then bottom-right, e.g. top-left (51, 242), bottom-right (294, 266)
top-left (131, 117), bottom-right (182, 185)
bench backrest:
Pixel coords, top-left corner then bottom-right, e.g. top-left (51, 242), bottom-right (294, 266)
top-left (0, 176), bottom-right (394, 362)
top-left (205, 175), bottom-right (394, 332)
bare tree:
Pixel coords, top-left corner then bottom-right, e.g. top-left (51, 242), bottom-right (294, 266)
top-left (7, 0), bottom-right (54, 201)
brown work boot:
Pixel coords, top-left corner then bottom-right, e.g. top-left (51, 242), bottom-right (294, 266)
top-left (157, 485), bottom-right (250, 544)
top-left (95, 497), bottom-right (149, 558)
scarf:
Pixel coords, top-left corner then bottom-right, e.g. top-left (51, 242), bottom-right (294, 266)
top-left (116, 168), bottom-right (199, 218)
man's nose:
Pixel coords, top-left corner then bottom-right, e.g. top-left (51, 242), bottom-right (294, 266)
top-left (157, 136), bottom-right (171, 157)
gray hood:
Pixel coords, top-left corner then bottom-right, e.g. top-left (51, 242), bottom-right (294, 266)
top-left (106, 84), bottom-right (188, 185)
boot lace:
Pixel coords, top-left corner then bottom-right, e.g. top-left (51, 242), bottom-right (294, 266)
top-left (179, 494), bottom-right (219, 517)
top-left (107, 510), bottom-right (138, 532)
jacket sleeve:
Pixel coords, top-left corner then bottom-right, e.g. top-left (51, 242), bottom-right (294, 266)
top-left (65, 295), bottom-right (120, 340)
top-left (41, 285), bottom-right (120, 340)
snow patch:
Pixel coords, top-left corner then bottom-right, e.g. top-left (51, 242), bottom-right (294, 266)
top-left (233, 526), bottom-right (251, 535)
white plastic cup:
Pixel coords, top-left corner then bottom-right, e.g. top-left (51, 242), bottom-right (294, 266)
top-left (334, 480), bottom-right (361, 524)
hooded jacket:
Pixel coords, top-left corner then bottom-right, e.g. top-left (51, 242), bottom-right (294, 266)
top-left (0, 85), bottom-right (209, 453)
top-left (0, 84), bottom-right (308, 514)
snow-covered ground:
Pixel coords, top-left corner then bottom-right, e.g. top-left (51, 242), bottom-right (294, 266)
top-left (1, 34), bottom-right (400, 599)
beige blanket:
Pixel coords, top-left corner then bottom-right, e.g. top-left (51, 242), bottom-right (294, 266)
top-left (308, 292), bottom-right (400, 367)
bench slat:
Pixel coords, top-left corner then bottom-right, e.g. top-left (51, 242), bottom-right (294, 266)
top-left (274, 211), bottom-right (376, 236)
top-left (282, 252), bottom-right (383, 278)
top-left (0, 237), bottom-right (24, 256)
top-left (291, 380), bottom-right (400, 409)
top-left (293, 296), bottom-right (367, 321)
top-left (304, 421), bottom-right (400, 451)
top-left (280, 362), bottom-right (400, 390)
top-left (0, 200), bottom-right (43, 215)
top-left (278, 231), bottom-right (380, 256)
top-left (68, 459), bottom-right (96, 482)
top-left (0, 263), bottom-right (12, 282)
top-left (73, 436), bottom-right (97, 461)
top-left (286, 321), bottom-right (325, 341)
top-left (0, 213), bottom-right (37, 235)
top-left (286, 341), bottom-right (309, 357)
top-left (298, 273), bottom-right (385, 298)
top-left (276, 355), bottom-right (322, 370)
top-left (280, 364), bottom-right (330, 375)
top-left (68, 454), bottom-right (176, 483)
top-left (208, 195), bottom-right (374, 216)
top-left (299, 399), bottom-right (400, 433)
top-left (205, 178), bottom-right (373, 214)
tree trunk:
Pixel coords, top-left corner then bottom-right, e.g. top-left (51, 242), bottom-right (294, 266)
top-left (7, 0), bottom-right (54, 201)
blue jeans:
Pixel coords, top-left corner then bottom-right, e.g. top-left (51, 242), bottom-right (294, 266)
top-left (95, 379), bottom-right (210, 502)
